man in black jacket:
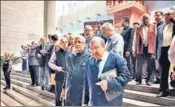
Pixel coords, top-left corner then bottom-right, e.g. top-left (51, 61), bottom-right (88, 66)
top-left (121, 16), bottom-right (135, 79)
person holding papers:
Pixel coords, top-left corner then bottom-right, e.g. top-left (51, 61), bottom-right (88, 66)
top-left (82, 37), bottom-right (131, 106)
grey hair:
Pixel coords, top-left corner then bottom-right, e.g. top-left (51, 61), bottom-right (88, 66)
top-left (85, 25), bottom-right (93, 30)
top-left (90, 37), bottom-right (105, 48)
top-left (100, 22), bottom-right (114, 32)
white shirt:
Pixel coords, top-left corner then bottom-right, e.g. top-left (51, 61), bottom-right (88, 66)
top-left (162, 22), bottom-right (173, 47)
top-left (97, 51), bottom-right (109, 78)
top-left (142, 26), bottom-right (148, 45)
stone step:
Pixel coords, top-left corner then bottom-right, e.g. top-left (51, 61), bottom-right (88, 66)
top-left (1, 82), bottom-right (49, 106)
top-left (123, 98), bottom-right (160, 106)
top-left (11, 71), bottom-right (161, 94)
top-left (2, 78), bottom-right (55, 99)
top-left (15, 71), bottom-right (30, 74)
top-left (12, 72), bottom-right (30, 78)
top-left (1, 80), bottom-right (54, 106)
top-left (124, 89), bottom-right (175, 106)
top-left (126, 80), bottom-right (159, 94)
top-left (11, 75), bottom-right (31, 84)
top-left (1, 101), bottom-right (6, 106)
top-left (1, 91), bottom-right (23, 106)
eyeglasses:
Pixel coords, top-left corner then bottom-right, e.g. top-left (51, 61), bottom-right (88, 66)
top-left (74, 41), bottom-right (85, 44)
top-left (89, 46), bottom-right (100, 52)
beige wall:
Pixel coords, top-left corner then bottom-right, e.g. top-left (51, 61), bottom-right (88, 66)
top-left (1, 1), bottom-right (44, 56)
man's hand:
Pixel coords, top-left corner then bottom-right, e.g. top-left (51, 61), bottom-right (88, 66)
top-left (56, 67), bottom-right (64, 72)
top-left (60, 89), bottom-right (65, 101)
top-left (151, 54), bottom-right (155, 59)
top-left (171, 72), bottom-right (175, 80)
top-left (60, 88), bottom-right (67, 100)
top-left (125, 51), bottom-right (130, 57)
top-left (133, 52), bottom-right (136, 57)
top-left (96, 80), bottom-right (108, 92)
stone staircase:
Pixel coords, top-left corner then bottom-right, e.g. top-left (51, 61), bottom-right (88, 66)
top-left (1, 71), bottom-right (175, 106)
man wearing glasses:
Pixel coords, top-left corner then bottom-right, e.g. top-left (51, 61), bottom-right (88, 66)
top-left (84, 25), bottom-right (94, 53)
top-left (82, 37), bottom-right (131, 106)
top-left (100, 22), bottom-right (124, 56)
top-left (60, 35), bottom-right (91, 106)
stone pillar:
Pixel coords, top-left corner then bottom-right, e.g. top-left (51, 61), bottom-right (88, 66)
top-left (44, 1), bottom-right (57, 40)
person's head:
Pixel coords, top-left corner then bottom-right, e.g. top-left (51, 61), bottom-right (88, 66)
top-left (64, 33), bottom-right (70, 41)
top-left (141, 13), bottom-right (150, 26)
top-left (54, 41), bottom-right (60, 51)
top-left (100, 22), bottom-right (114, 38)
top-left (59, 36), bottom-right (69, 51)
top-left (74, 35), bottom-right (86, 53)
top-left (133, 22), bottom-right (140, 29)
top-left (154, 11), bottom-right (164, 23)
top-left (48, 34), bottom-right (51, 40)
top-left (69, 34), bottom-right (76, 45)
top-left (84, 25), bottom-right (93, 38)
top-left (4, 52), bottom-right (10, 59)
top-left (122, 16), bottom-right (130, 27)
top-left (21, 45), bottom-right (24, 49)
top-left (40, 37), bottom-right (46, 45)
top-left (164, 9), bottom-right (174, 24)
top-left (89, 37), bottom-right (106, 59)
top-left (50, 34), bottom-right (58, 45)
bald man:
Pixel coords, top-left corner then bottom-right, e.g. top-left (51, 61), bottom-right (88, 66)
top-left (61, 35), bottom-right (91, 106)
top-left (82, 37), bottom-right (131, 106)
top-left (48, 37), bottom-right (72, 106)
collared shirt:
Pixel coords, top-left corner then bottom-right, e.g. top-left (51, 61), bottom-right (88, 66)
top-left (168, 36), bottom-right (175, 64)
top-left (142, 25), bottom-right (148, 45)
top-left (162, 22), bottom-right (173, 46)
top-left (97, 51), bottom-right (109, 78)
top-left (48, 52), bottom-right (58, 70)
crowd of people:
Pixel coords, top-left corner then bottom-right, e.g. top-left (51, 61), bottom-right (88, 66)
top-left (2, 8), bottom-right (175, 106)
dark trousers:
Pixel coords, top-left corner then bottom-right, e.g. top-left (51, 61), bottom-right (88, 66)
top-left (131, 53), bottom-right (136, 79)
top-left (159, 46), bottom-right (170, 92)
top-left (3, 71), bottom-right (11, 88)
top-left (29, 65), bottom-right (39, 85)
top-left (55, 80), bottom-right (64, 106)
top-left (22, 59), bottom-right (27, 71)
top-left (124, 51), bottom-right (135, 79)
top-left (136, 47), bottom-right (155, 83)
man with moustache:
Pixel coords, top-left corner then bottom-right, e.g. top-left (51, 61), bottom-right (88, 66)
top-left (82, 37), bottom-right (131, 106)
top-left (84, 25), bottom-right (94, 53)
top-left (48, 37), bottom-right (71, 106)
top-left (60, 35), bottom-right (91, 106)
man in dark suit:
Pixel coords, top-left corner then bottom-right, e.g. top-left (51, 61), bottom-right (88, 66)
top-left (82, 37), bottom-right (131, 106)
top-left (60, 35), bottom-right (91, 106)
top-left (156, 9), bottom-right (175, 97)
top-left (121, 16), bottom-right (135, 79)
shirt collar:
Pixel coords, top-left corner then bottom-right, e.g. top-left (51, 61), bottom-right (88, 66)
top-left (96, 51), bottom-right (109, 61)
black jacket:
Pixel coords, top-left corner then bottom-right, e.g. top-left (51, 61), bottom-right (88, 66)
top-left (120, 26), bottom-right (134, 52)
